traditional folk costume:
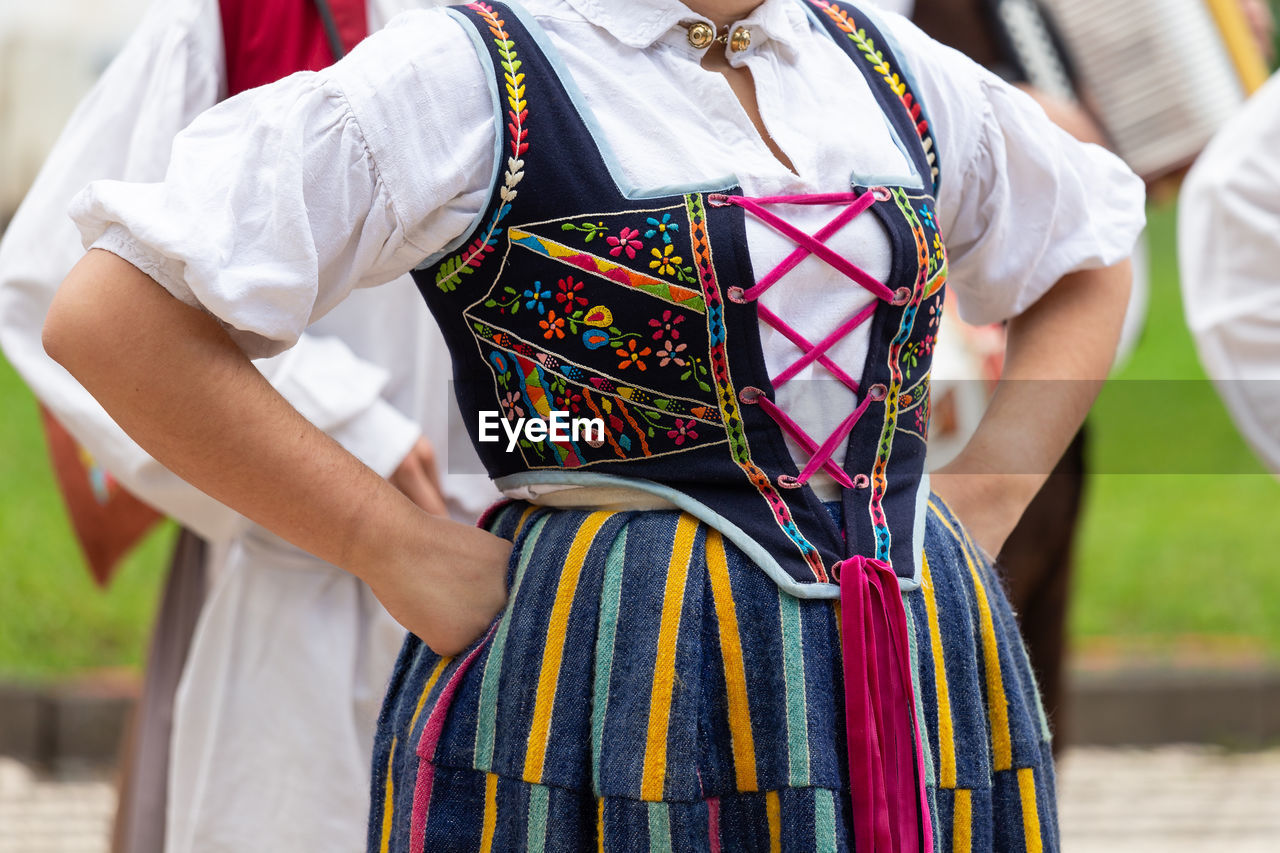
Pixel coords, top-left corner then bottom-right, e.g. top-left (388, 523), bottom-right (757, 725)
top-left (0, 1), bottom-right (497, 850)
top-left (68, 0), bottom-right (1143, 848)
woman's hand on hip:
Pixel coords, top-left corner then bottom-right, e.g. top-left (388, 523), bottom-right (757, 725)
top-left (363, 520), bottom-right (513, 657)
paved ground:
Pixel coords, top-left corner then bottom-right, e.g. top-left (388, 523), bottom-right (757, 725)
top-left (2, 747), bottom-right (1279, 851)
top-left (1056, 746), bottom-right (1280, 852)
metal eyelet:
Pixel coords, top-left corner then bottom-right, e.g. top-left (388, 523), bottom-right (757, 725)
top-left (738, 385), bottom-right (764, 404)
top-left (890, 287), bottom-right (912, 306)
top-left (707, 193), bottom-right (732, 208)
top-left (872, 186), bottom-right (892, 202)
top-left (851, 473), bottom-right (871, 489)
top-left (727, 286), bottom-right (748, 304)
top-left (776, 474), bottom-right (804, 489)
top-left (868, 384), bottom-right (888, 402)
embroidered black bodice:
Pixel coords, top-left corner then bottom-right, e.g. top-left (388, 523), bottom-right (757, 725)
top-left (412, 0), bottom-right (948, 598)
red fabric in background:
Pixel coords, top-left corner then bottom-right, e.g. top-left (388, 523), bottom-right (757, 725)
top-left (220, 0), bottom-right (368, 96)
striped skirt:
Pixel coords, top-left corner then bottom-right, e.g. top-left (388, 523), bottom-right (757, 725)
top-left (368, 498), bottom-right (1057, 851)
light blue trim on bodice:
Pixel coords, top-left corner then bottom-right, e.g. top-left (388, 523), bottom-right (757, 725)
top-left (494, 469), bottom-right (843, 600)
top-left (799, 0), bottom-right (928, 192)
top-left (414, 8), bottom-right (506, 272)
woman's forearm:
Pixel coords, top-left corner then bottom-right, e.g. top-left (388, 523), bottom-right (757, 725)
top-left (44, 249), bottom-right (509, 653)
top-left (932, 260), bottom-right (1132, 555)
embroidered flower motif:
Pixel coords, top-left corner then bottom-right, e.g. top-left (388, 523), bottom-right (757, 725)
top-left (557, 390), bottom-right (583, 413)
top-left (667, 418), bottom-right (698, 445)
top-left (582, 328), bottom-right (611, 350)
top-left (645, 213), bottom-right (679, 245)
top-left (540, 310), bottom-right (566, 340)
top-left (616, 339), bottom-right (652, 371)
top-left (649, 245), bottom-right (683, 277)
top-left (606, 226), bottom-right (643, 259)
top-left (927, 302), bottom-right (940, 330)
top-left (656, 339), bottom-right (687, 367)
top-left (920, 203), bottom-right (936, 230)
top-left (648, 309), bottom-right (686, 340)
top-left (523, 281), bottom-right (550, 314)
top-left (501, 391), bottom-right (524, 421)
top-left (555, 276), bottom-right (589, 309)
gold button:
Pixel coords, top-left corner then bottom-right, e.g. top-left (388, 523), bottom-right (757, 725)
top-left (729, 26), bottom-right (752, 52)
top-left (687, 21), bottom-right (715, 49)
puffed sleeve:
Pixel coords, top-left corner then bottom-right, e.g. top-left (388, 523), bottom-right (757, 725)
top-left (880, 14), bottom-right (1146, 325)
top-left (69, 9), bottom-right (498, 359)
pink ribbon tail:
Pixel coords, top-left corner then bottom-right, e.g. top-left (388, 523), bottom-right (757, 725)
top-left (839, 555), bottom-right (932, 852)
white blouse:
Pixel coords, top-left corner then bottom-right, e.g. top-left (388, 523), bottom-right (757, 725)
top-left (72, 0), bottom-right (1144, 497)
top-left (1179, 71), bottom-right (1280, 475)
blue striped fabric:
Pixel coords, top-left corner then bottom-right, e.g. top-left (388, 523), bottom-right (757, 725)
top-left (369, 499), bottom-right (1057, 851)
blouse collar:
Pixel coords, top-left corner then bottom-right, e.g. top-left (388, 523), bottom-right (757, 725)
top-left (559, 0), bottom-right (809, 57)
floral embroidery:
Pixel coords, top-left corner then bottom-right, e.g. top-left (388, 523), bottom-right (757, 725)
top-left (523, 281), bottom-right (550, 314)
top-left (582, 328), bottom-right (611, 350)
top-left (667, 418), bottom-right (698, 445)
top-left (656, 338), bottom-right (688, 367)
top-left (501, 390), bottom-right (524, 421)
top-left (644, 213), bottom-right (679, 245)
top-left (561, 221), bottom-right (609, 242)
top-left (581, 305), bottom-right (613, 327)
top-left (649, 244), bottom-right (682, 277)
top-left (540, 310), bottom-right (566, 339)
top-left (648, 309), bottom-right (686, 340)
top-left (920, 203), bottom-right (935, 230)
top-left (616, 339), bottom-right (652, 371)
top-left (606, 226), bottom-right (643, 259)
top-left (680, 355), bottom-right (713, 393)
top-left (437, 3), bottom-right (527, 291)
top-left (556, 388), bottom-right (583, 413)
top-left (556, 276), bottom-right (589, 309)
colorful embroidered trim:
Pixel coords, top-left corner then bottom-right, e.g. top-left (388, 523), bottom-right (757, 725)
top-left (437, 2), bottom-right (528, 292)
top-left (688, 193), bottom-right (828, 583)
top-left (811, 1), bottom-right (940, 188)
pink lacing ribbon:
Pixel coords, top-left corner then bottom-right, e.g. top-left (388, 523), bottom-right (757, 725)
top-left (711, 189), bottom-right (931, 851)
top-left (709, 190), bottom-right (911, 491)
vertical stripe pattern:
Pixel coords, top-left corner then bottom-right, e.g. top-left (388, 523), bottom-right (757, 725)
top-left (922, 553), bottom-right (957, 788)
top-left (524, 511), bottom-right (612, 783)
top-left (369, 499), bottom-right (1058, 852)
top-left (1018, 768), bottom-right (1044, 853)
top-left (706, 530), bottom-right (759, 792)
top-left (475, 513), bottom-right (548, 770)
top-left (933, 508), bottom-right (1014, 772)
top-left (640, 514), bottom-right (698, 801)
top-left (952, 788), bottom-right (973, 853)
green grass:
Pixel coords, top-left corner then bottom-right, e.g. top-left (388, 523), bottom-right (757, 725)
top-left (1072, 203), bottom-right (1280, 659)
top-left (0, 354), bottom-right (172, 681)
top-left (0, 203), bottom-right (1277, 679)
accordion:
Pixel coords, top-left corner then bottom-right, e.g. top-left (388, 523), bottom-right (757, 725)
top-left (1019, 0), bottom-right (1270, 180)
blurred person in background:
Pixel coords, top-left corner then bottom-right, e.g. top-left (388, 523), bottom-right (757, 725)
top-left (1179, 65), bottom-right (1280, 477)
top-left (0, 1), bottom-right (497, 851)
